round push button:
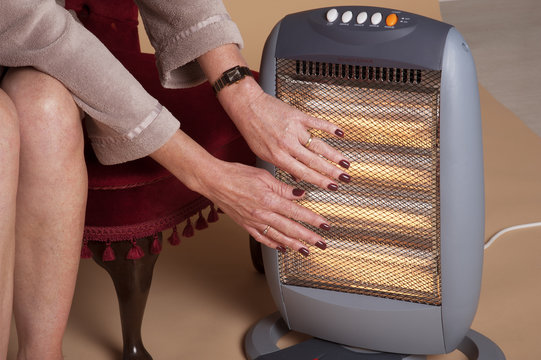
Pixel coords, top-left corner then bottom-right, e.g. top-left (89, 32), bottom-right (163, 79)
top-left (371, 12), bottom-right (383, 25)
top-left (386, 13), bottom-right (398, 26)
top-left (326, 8), bottom-right (339, 23)
top-left (356, 11), bottom-right (368, 24)
top-left (342, 10), bottom-right (353, 23)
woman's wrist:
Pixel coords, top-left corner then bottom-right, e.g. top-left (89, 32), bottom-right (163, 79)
top-left (150, 130), bottom-right (222, 196)
top-left (215, 74), bottom-right (263, 118)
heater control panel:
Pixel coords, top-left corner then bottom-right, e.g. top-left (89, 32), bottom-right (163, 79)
top-left (324, 6), bottom-right (416, 30)
top-left (274, 6), bottom-right (452, 71)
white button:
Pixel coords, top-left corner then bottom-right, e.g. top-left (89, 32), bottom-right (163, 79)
top-left (356, 11), bottom-right (368, 24)
top-left (326, 8), bottom-right (339, 23)
top-left (371, 12), bottom-right (383, 25)
top-left (341, 11), bottom-right (353, 23)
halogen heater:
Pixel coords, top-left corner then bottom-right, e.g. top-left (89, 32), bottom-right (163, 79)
top-left (245, 6), bottom-right (505, 360)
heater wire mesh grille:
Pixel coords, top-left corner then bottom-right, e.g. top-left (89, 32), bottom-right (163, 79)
top-left (275, 58), bottom-right (442, 305)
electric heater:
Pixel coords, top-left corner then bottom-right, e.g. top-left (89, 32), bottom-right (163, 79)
top-left (245, 6), bottom-right (505, 359)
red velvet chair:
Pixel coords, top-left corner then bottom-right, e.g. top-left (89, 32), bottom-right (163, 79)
top-left (64, 1), bottom-right (256, 358)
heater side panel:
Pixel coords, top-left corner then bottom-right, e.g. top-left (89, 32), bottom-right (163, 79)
top-left (439, 27), bottom-right (484, 352)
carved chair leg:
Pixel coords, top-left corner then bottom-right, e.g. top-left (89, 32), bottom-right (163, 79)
top-left (88, 234), bottom-right (161, 360)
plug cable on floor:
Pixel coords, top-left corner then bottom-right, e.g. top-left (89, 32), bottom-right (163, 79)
top-left (484, 222), bottom-right (541, 250)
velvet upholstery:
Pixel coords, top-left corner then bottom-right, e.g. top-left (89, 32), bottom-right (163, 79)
top-left (65, 0), bottom-right (256, 246)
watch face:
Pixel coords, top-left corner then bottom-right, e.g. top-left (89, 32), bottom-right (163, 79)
top-left (214, 66), bottom-right (251, 94)
top-left (226, 68), bottom-right (243, 83)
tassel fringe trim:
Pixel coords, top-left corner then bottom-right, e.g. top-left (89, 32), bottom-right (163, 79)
top-left (81, 240), bottom-right (93, 259)
top-left (82, 203), bottom-right (220, 261)
top-left (102, 240), bottom-right (116, 261)
top-left (151, 233), bottom-right (162, 254)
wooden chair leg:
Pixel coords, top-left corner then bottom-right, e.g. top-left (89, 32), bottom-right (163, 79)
top-left (88, 234), bottom-right (161, 360)
top-left (249, 235), bottom-right (265, 274)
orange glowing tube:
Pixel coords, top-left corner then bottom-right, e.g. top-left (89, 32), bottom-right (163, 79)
top-left (299, 200), bottom-right (434, 230)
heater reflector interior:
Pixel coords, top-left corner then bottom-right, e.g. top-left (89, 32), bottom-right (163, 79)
top-left (275, 58), bottom-right (442, 305)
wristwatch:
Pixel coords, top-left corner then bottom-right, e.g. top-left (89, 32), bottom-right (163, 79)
top-left (212, 65), bottom-right (253, 95)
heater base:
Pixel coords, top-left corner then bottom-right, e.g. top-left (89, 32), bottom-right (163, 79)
top-left (245, 312), bottom-right (506, 360)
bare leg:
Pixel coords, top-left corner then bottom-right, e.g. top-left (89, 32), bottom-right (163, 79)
top-left (0, 89), bottom-right (20, 358)
top-left (2, 68), bottom-right (88, 360)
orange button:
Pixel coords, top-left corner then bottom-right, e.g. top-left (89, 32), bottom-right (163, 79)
top-left (386, 13), bottom-right (398, 26)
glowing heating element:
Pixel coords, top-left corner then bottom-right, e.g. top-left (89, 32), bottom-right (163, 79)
top-left (275, 59), bottom-right (442, 305)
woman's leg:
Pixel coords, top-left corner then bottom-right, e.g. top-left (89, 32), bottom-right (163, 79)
top-left (2, 68), bottom-right (88, 360)
top-left (0, 88), bottom-right (20, 358)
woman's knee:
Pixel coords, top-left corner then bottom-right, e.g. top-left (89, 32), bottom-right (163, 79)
top-left (2, 67), bottom-right (84, 156)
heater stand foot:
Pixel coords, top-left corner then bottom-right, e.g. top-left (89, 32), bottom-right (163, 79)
top-left (244, 312), bottom-right (505, 360)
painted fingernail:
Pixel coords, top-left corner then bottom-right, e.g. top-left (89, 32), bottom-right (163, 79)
top-left (339, 173), bottom-right (351, 183)
top-left (335, 129), bottom-right (345, 137)
top-left (277, 246), bottom-right (287, 254)
top-left (327, 183), bottom-right (338, 191)
top-left (315, 241), bottom-right (327, 250)
top-left (298, 247), bottom-right (310, 257)
top-left (319, 223), bottom-right (331, 231)
top-left (339, 160), bottom-right (350, 169)
top-left (292, 188), bottom-right (305, 197)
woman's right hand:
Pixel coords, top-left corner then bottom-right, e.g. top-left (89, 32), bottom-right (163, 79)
top-left (197, 160), bottom-right (329, 255)
top-left (151, 129), bottom-right (329, 255)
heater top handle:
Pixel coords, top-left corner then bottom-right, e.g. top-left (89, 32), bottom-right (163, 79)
top-left (274, 6), bottom-right (452, 70)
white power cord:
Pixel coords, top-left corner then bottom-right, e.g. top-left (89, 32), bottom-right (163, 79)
top-left (484, 222), bottom-right (541, 250)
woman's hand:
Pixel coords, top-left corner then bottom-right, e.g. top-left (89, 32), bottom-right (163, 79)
top-left (151, 130), bottom-right (329, 255)
top-left (199, 160), bottom-right (330, 255)
top-left (191, 44), bottom-right (350, 253)
top-left (221, 80), bottom-right (351, 191)
top-left (197, 45), bottom-right (351, 193)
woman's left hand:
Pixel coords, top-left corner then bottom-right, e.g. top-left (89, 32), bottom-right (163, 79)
top-left (218, 76), bottom-right (351, 191)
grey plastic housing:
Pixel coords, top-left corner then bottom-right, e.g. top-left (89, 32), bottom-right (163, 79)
top-left (244, 313), bottom-right (505, 360)
top-left (258, 7), bottom-right (484, 355)
top-left (274, 6), bottom-right (452, 70)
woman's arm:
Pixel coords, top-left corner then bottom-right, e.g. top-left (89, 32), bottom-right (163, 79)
top-left (150, 129), bottom-right (329, 254)
top-left (197, 44), bottom-right (352, 191)
top-left (135, 0), bottom-right (351, 250)
top-left (0, 0), bottom-right (179, 164)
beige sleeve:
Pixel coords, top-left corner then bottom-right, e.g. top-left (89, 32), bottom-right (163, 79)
top-left (0, 0), bottom-right (180, 164)
top-left (135, 0), bottom-right (244, 88)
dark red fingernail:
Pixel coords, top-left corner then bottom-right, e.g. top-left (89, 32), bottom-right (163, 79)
top-left (315, 241), bottom-right (327, 250)
top-left (327, 183), bottom-right (338, 191)
top-left (319, 223), bottom-right (331, 231)
top-left (298, 247), bottom-right (310, 257)
top-left (339, 160), bottom-right (350, 169)
top-left (335, 129), bottom-right (345, 137)
top-left (277, 246), bottom-right (287, 253)
top-left (292, 188), bottom-right (305, 197)
top-left (339, 173), bottom-right (351, 183)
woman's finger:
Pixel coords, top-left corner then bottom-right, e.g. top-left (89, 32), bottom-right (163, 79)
top-left (300, 134), bottom-right (350, 170)
top-left (261, 225), bottom-right (311, 256)
top-left (301, 113), bottom-right (345, 138)
top-left (252, 191), bottom-right (330, 243)
top-left (278, 155), bottom-right (340, 191)
top-left (293, 139), bottom-right (351, 184)
top-left (246, 225), bottom-right (282, 250)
